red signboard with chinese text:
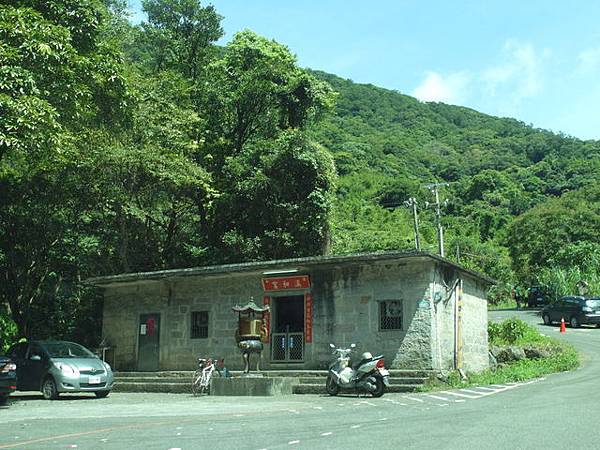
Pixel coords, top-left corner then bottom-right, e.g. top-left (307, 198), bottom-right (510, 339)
top-left (305, 293), bottom-right (313, 343)
top-left (261, 275), bottom-right (311, 291)
top-left (262, 296), bottom-right (271, 343)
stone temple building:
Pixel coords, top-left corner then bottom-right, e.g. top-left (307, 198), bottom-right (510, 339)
top-left (88, 251), bottom-right (493, 373)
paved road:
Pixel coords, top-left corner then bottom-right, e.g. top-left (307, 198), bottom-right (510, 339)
top-left (1, 309), bottom-right (598, 450)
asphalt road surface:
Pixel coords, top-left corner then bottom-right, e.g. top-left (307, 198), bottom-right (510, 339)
top-left (1, 308), bottom-right (598, 450)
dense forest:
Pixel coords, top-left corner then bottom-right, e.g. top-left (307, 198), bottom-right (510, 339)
top-left (1, 0), bottom-right (599, 348)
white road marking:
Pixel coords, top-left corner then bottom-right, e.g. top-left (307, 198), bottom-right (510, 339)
top-left (379, 418), bottom-right (388, 421)
top-left (461, 389), bottom-right (489, 395)
top-left (350, 425), bottom-right (361, 429)
top-left (440, 391), bottom-right (479, 399)
top-left (402, 395), bottom-right (424, 402)
top-left (454, 399), bottom-right (466, 403)
top-left (312, 406), bottom-right (323, 410)
top-left (472, 386), bottom-right (496, 391)
top-left (288, 440), bottom-right (300, 445)
top-left (425, 394), bottom-right (450, 401)
top-left (321, 432), bottom-right (333, 436)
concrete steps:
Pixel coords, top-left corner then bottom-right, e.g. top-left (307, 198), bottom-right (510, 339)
top-left (113, 369), bottom-right (434, 395)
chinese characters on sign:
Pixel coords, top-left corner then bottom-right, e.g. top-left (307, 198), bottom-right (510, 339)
top-left (261, 275), bottom-right (311, 291)
top-left (305, 293), bottom-right (313, 343)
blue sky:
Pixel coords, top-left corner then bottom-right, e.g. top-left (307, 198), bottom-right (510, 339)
top-left (129, 1), bottom-right (600, 140)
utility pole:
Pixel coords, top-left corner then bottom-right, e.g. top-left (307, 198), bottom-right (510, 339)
top-left (426, 182), bottom-right (448, 257)
top-left (404, 197), bottom-right (421, 251)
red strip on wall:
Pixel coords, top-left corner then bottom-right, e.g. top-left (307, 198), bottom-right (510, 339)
top-left (305, 293), bottom-right (313, 343)
top-left (262, 296), bottom-right (271, 343)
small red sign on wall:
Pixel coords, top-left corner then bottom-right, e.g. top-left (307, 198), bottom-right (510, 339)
top-left (305, 293), bottom-right (313, 343)
top-left (261, 275), bottom-right (311, 291)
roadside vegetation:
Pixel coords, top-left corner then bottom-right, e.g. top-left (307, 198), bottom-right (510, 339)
top-left (421, 318), bottom-right (579, 391)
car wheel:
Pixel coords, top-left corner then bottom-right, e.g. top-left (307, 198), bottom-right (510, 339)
top-left (325, 375), bottom-right (339, 396)
top-left (42, 377), bottom-right (59, 400)
top-left (0, 394), bottom-right (8, 406)
top-left (570, 316), bottom-right (580, 328)
top-left (94, 391), bottom-right (110, 398)
top-left (542, 314), bottom-right (551, 325)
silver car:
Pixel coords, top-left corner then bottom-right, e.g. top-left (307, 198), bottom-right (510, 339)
top-left (7, 340), bottom-right (114, 399)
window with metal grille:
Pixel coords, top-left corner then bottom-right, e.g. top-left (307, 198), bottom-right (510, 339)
top-left (379, 300), bottom-right (403, 331)
top-left (191, 311), bottom-right (209, 339)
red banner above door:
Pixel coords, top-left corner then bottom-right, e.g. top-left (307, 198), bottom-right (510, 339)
top-left (261, 275), bottom-right (311, 291)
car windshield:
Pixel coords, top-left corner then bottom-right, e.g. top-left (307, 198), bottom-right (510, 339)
top-left (585, 299), bottom-right (600, 309)
top-left (41, 342), bottom-right (95, 359)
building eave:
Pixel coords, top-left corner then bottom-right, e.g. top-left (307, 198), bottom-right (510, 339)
top-left (85, 250), bottom-right (496, 289)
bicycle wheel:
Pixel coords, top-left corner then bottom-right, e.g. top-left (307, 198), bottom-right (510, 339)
top-left (191, 369), bottom-right (203, 396)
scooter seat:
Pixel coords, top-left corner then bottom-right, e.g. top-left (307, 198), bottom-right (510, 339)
top-left (352, 357), bottom-right (372, 370)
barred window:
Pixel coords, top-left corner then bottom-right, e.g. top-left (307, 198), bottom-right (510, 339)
top-left (191, 311), bottom-right (209, 339)
top-left (379, 300), bottom-right (403, 331)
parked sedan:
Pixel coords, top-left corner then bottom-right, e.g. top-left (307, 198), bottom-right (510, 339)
top-left (0, 356), bottom-right (17, 405)
top-left (541, 296), bottom-right (600, 328)
top-left (7, 340), bottom-right (114, 400)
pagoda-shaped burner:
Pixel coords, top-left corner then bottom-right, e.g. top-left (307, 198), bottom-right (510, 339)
top-left (232, 298), bottom-right (269, 373)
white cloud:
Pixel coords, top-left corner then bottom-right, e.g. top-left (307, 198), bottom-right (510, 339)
top-left (483, 40), bottom-right (548, 103)
top-left (577, 46), bottom-right (600, 73)
top-left (411, 71), bottom-right (470, 104)
top-left (411, 40), bottom-right (549, 117)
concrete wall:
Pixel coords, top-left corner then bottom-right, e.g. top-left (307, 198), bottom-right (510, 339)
top-left (460, 275), bottom-right (490, 372)
top-left (101, 258), bottom-right (488, 373)
top-left (310, 261), bottom-right (433, 370)
top-left (428, 264), bottom-right (489, 372)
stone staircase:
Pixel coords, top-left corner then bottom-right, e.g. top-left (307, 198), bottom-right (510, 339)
top-left (113, 369), bottom-right (433, 395)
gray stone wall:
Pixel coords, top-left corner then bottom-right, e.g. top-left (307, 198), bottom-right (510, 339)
top-left (460, 276), bottom-right (489, 372)
top-left (426, 264), bottom-right (489, 372)
top-left (101, 258), bottom-right (488, 373)
top-left (311, 261), bottom-right (433, 370)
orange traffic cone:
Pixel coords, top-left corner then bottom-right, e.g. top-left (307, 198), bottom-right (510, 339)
top-left (560, 317), bottom-right (566, 333)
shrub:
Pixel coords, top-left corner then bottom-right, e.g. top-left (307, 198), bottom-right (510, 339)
top-left (0, 309), bottom-right (18, 352)
top-left (488, 318), bottom-right (533, 345)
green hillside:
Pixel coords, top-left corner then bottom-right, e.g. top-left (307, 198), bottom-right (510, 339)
top-left (309, 71), bottom-right (600, 292)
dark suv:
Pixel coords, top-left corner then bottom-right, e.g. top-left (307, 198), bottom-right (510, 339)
top-left (541, 296), bottom-right (600, 328)
top-left (527, 285), bottom-right (552, 308)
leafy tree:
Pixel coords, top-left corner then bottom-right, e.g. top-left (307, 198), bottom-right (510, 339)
top-left (0, 0), bottom-right (129, 335)
top-left (198, 30), bottom-right (335, 161)
top-left (506, 187), bottom-right (600, 283)
top-left (209, 131), bottom-right (336, 261)
top-left (138, 0), bottom-right (222, 78)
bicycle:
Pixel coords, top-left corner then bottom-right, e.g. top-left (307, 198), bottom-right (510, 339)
top-left (191, 357), bottom-right (225, 396)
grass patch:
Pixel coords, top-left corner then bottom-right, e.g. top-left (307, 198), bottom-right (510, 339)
top-left (488, 298), bottom-right (518, 310)
top-left (420, 318), bottom-right (580, 391)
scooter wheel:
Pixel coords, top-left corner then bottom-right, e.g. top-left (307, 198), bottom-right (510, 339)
top-left (325, 375), bottom-right (340, 396)
top-left (371, 377), bottom-right (385, 398)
